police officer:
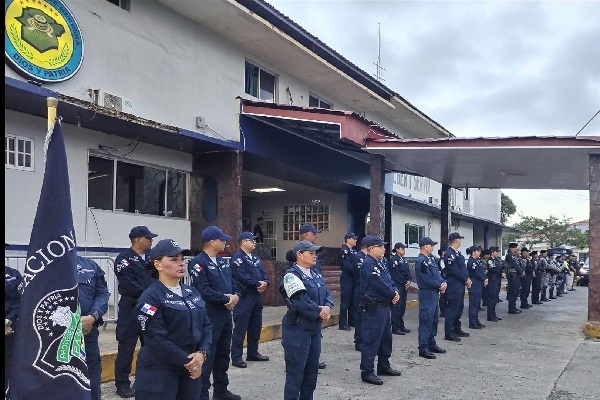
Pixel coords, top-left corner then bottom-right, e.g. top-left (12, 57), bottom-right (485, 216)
top-left (539, 250), bottom-right (551, 302)
top-left (519, 247), bottom-right (533, 309)
top-left (5, 265), bottom-right (23, 393)
top-left (77, 256), bottom-right (110, 400)
top-left (467, 246), bottom-right (487, 329)
top-left (134, 239), bottom-right (212, 400)
top-left (414, 237), bottom-right (447, 359)
top-left (505, 243), bottom-right (523, 314)
top-left (530, 251), bottom-right (543, 305)
top-left (359, 236), bottom-right (402, 385)
top-left (437, 247), bottom-right (448, 318)
top-left (547, 255), bottom-right (560, 299)
top-left (281, 240), bottom-right (334, 400)
top-left (114, 225), bottom-right (157, 398)
top-left (188, 226), bottom-right (241, 400)
top-left (339, 233), bottom-right (358, 330)
top-left (443, 232), bottom-right (471, 342)
top-left (352, 240), bottom-right (368, 351)
top-left (485, 247), bottom-right (503, 322)
top-left (230, 232), bottom-right (270, 368)
top-left (390, 242), bottom-right (411, 335)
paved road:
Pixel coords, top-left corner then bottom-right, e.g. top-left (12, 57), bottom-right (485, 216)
top-left (101, 287), bottom-right (598, 400)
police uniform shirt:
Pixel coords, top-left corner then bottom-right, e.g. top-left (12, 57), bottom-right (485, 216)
top-left (504, 252), bottom-right (522, 275)
top-left (283, 264), bottom-right (334, 325)
top-left (114, 248), bottom-right (154, 300)
top-left (352, 250), bottom-right (367, 286)
top-left (136, 281), bottom-right (212, 367)
top-left (340, 244), bottom-right (356, 277)
top-left (188, 251), bottom-right (240, 306)
top-left (443, 247), bottom-right (469, 284)
top-left (360, 255), bottom-right (397, 302)
top-left (230, 249), bottom-right (269, 294)
top-left (487, 257), bottom-right (502, 279)
top-left (77, 257), bottom-right (110, 325)
top-left (5, 266), bottom-right (23, 325)
top-left (389, 254), bottom-right (411, 287)
top-left (467, 257), bottom-right (487, 291)
top-left (414, 254), bottom-right (443, 291)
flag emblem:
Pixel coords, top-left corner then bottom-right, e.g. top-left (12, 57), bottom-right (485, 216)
top-left (141, 303), bottom-right (157, 316)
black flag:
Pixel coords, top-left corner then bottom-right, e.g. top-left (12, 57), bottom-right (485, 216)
top-left (8, 120), bottom-right (91, 399)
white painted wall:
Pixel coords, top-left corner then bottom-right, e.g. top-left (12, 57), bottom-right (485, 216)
top-left (472, 188), bottom-right (501, 223)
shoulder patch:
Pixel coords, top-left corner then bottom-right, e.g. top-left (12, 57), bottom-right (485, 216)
top-left (140, 303), bottom-right (157, 316)
top-left (283, 273), bottom-right (306, 298)
top-left (193, 264), bottom-right (203, 272)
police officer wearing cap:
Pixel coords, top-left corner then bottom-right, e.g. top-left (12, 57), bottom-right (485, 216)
top-left (443, 232), bottom-right (471, 342)
top-left (114, 225), bottom-right (158, 398)
top-left (414, 237), bottom-right (447, 359)
top-left (352, 239), bottom-right (368, 351)
top-left (530, 251), bottom-right (544, 305)
top-left (437, 247), bottom-right (448, 318)
top-left (188, 226), bottom-right (241, 400)
top-left (281, 240), bottom-right (334, 400)
top-left (519, 247), bottom-right (533, 309)
top-left (485, 247), bottom-right (503, 322)
top-left (389, 242), bottom-right (411, 335)
top-left (359, 236), bottom-right (402, 385)
top-left (77, 256), bottom-right (110, 400)
top-left (5, 264), bottom-right (23, 393)
top-left (339, 233), bottom-right (358, 330)
top-left (505, 243), bottom-right (523, 314)
top-left (230, 232), bottom-right (270, 368)
top-left (466, 246), bottom-right (487, 329)
top-left (134, 239), bottom-right (212, 400)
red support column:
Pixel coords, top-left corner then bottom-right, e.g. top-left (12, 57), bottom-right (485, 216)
top-left (369, 154), bottom-right (385, 237)
top-left (586, 154), bottom-right (600, 337)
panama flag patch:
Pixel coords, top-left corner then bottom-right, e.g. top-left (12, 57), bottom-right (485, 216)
top-left (193, 264), bottom-right (203, 272)
top-left (141, 303), bottom-right (157, 316)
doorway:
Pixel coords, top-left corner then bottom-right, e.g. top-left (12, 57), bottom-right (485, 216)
top-left (263, 218), bottom-right (277, 260)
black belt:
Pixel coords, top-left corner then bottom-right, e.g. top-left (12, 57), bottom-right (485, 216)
top-left (377, 302), bottom-right (390, 307)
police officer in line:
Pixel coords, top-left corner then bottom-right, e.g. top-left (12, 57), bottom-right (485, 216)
top-left (188, 226), bottom-right (241, 400)
top-left (114, 225), bottom-right (158, 398)
top-left (339, 233), bottom-right (358, 331)
top-left (556, 255), bottom-right (567, 296)
top-left (547, 255), bottom-right (561, 299)
top-left (443, 232), bottom-right (471, 342)
top-left (230, 232), bottom-right (270, 368)
top-left (539, 250), bottom-right (551, 302)
top-left (5, 264), bottom-right (23, 393)
top-left (530, 251), bottom-right (544, 305)
top-left (485, 247), bottom-right (503, 322)
top-left (281, 240), bottom-right (334, 400)
top-left (389, 242), bottom-right (412, 335)
top-left (437, 247), bottom-right (448, 318)
top-left (505, 243), bottom-right (523, 314)
top-left (77, 256), bottom-right (110, 400)
top-left (134, 239), bottom-right (212, 400)
top-left (414, 237), bottom-right (447, 359)
top-left (352, 239), bottom-right (368, 351)
top-left (359, 236), bottom-right (402, 385)
top-left (466, 246), bottom-right (487, 329)
top-left (519, 247), bottom-right (533, 309)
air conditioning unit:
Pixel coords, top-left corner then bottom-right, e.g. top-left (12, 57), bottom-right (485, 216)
top-left (428, 197), bottom-right (439, 205)
top-left (451, 205), bottom-right (461, 211)
top-left (92, 89), bottom-right (133, 113)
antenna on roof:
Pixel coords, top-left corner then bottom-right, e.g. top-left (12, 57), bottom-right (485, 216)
top-left (373, 22), bottom-right (386, 82)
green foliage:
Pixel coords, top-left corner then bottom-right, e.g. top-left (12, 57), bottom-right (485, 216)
top-left (500, 192), bottom-right (517, 224)
top-left (510, 214), bottom-right (588, 249)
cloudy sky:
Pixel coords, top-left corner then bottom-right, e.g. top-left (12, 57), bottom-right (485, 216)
top-left (267, 0), bottom-right (597, 225)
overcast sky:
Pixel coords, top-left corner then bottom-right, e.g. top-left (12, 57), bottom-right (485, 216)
top-left (267, 0), bottom-right (596, 225)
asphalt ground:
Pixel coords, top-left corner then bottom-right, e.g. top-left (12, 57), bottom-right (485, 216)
top-left (101, 287), bottom-right (598, 400)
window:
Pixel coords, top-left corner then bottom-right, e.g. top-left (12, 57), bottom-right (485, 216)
top-left (5, 134), bottom-right (34, 171)
top-left (463, 188), bottom-right (470, 200)
top-left (282, 204), bottom-right (331, 240)
top-left (309, 94), bottom-right (332, 109)
top-left (405, 223), bottom-right (425, 247)
top-left (88, 155), bottom-right (187, 218)
top-left (245, 61), bottom-right (276, 102)
top-left (106, 0), bottom-right (130, 10)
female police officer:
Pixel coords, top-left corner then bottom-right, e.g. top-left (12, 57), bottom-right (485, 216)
top-left (281, 240), bottom-right (334, 400)
top-left (134, 239), bottom-right (212, 400)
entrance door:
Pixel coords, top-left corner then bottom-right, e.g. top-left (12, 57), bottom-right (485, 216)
top-left (263, 218), bottom-right (277, 260)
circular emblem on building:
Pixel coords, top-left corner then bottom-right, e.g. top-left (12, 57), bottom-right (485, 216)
top-left (5, 0), bottom-right (84, 83)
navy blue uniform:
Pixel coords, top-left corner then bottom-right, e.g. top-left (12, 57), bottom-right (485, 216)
top-left (5, 266), bottom-right (23, 392)
top-left (359, 255), bottom-right (398, 378)
top-left (230, 249), bottom-right (269, 361)
top-left (339, 244), bottom-right (356, 328)
top-left (281, 264), bottom-right (333, 400)
top-left (467, 257), bottom-right (486, 328)
top-left (113, 248), bottom-right (154, 388)
top-left (352, 250), bottom-right (366, 346)
top-left (77, 257), bottom-right (110, 400)
top-left (486, 257), bottom-right (502, 321)
top-left (520, 256), bottom-right (534, 308)
top-left (188, 251), bottom-right (239, 400)
top-left (414, 254), bottom-right (444, 351)
top-left (531, 258), bottom-right (543, 304)
top-left (505, 252), bottom-right (522, 312)
top-left (443, 247), bottom-right (468, 336)
top-left (389, 254), bottom-right (411, 332)
top-left (438, 257), bottom-right (448, 317)
top-left (134, 281), bottom-right (212, 400)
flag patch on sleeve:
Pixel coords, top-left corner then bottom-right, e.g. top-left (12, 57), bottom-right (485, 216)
top-left (141, 303), bottom-right (157, 316)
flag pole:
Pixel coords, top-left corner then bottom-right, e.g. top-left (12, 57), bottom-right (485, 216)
top-left (47, 97), bottom-right (58, 129)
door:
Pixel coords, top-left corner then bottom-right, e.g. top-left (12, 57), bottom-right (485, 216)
top-left (263, 218), bottom-right (277, 260)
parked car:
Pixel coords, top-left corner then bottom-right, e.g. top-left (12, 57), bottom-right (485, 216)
top-left (577, 260), bottom-right (589, 286)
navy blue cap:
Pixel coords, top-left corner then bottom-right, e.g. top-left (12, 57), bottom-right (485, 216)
top-left (467, 245), bottom-right (482, 253)
top-left (530, 250), bottom-right (538, 255)
top-left (521, 247), bottom-right (529, 252)
top-left (362, 236), bottom-right (387, 248)
top-left (299, 224), bottom-right (320, 235)
top-left (540, 249), bottom-right (547, 253)
top-left (149, 239), bottom-right (186, 259)
top-left (344, 232), bottom-right (359, 240)
top-left (489, 246), bottom-right (500, 252)
top-left (201, 226), bottom-right (231, 242)
top-left (509, 242), bottom-right (518, 248)
top-left (448, 232), bottom-right (464, 241)
top-left (238, 231), bottom-right (257, 242)
top-left (292, 240), bottom-right (322, 253)
top-left (481, 249), bottom-right (491, 256)
top-left (419, 237), bottom-right (437, 247)
top-left (394, 242), bottom-right (406, 250)
top-left (129, 226), bottom-right (158, 239)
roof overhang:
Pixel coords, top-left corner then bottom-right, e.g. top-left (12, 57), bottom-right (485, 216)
top-left (365, 136), bottom-right (600, 190)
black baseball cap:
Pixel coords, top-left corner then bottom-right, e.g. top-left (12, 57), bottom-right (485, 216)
top-left (448, 232), bottom-right (464, 241)
top-left (509, 242), bottom-right (518, 248)
top-left (293, 240), bottom-right (322, 253)
top-left (129, 226), bottom-right (158, 239)
top-left (419, 237), bottom-right (437, 247)
top-left (467, 245), bottom-right (482, 253)
top-left (530, 250), bottom-right (538, 255)
top-left (489, 246), bottom-right (500, 252)
top-left (394, 242), bottom-right (406, 250)
top-left (520, 247), bottom-right (529, 252)
top-left (149, 239), bottom-right (187, 259)
top-left (201, 226), bottom-right (231, 241)
top-left (362, 236), bottom-right (387, 248)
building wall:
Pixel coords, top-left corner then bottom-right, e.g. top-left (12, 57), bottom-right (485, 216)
top-left (472, 189), bottom-right (501, 223)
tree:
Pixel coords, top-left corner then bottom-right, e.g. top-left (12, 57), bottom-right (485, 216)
top-left (501, 192), bottom-right (517, 224)
top-left (511, 214), bottom-right (588, 248)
